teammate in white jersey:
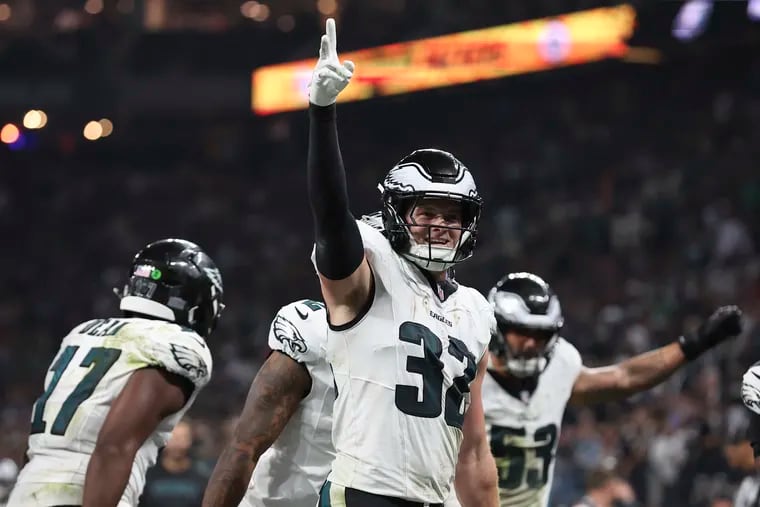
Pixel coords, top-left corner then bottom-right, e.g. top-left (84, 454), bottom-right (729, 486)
top-left (739, 360), bottom-right (760, 467)
top-left (202, 299), bottom-right (334, 507)
top-left (306, 18), bottom-right (498, 507)
top-left (8, 238), bottom-right (223, 507)
top-left (476, 272), bottom-right (742, 507)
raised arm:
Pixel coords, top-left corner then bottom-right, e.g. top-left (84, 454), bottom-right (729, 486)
top-left (202, 351), bottom-right (311, 507)
top-left (307, 18), bottom-right (372, 327)
top-left (570, 305), bottom-right (742, 405)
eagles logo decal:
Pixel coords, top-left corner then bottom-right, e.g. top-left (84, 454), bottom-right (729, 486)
top-left (273, 315), bottom-right (308, 355)
top-left (170, 343), bottom-right (208, 381)
top-left (383, 167), bottom-right (416, 193)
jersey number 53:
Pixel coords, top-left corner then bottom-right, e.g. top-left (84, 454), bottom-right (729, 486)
top-left (491, 424), bottom-right (558, 490)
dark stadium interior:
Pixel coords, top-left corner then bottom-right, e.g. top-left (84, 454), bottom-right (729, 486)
top-left (1, 1), bottom-right (759, 505)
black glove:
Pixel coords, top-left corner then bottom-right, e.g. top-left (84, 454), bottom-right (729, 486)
top-left (678, 305), bottom-right (743, 360)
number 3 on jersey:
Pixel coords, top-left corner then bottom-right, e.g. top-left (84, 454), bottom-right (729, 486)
top-left (394, 321), bottom-right (477, 429)
top-left (30, 346), bottom-right (121, 436)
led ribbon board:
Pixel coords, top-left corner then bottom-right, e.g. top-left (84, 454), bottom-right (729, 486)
top-left (252, 5), bottom-right (636, 115)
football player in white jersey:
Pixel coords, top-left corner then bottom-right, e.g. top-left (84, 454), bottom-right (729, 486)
top-left (306, 18), bottom-right (498, 507)
top-left (8, 238), bottom-right (222, 507)
top-left (202, 299), bottom-right (335, 507)
top-left (740, 361), bottom-right (760, 464)
top-left (477, 271), bottom-right (742, 507)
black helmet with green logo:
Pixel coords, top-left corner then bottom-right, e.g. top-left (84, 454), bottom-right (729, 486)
top-left (118, 238), bottom-right (224, 337)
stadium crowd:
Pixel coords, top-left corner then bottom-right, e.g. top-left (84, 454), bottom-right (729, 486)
top-left (1, 29), bottom-right (759, 507)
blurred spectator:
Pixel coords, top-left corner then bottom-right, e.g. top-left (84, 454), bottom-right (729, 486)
top-left (710, 494), bottom-right (734, 507)
top-left (138, 420), bottom-right (207, 507)
top-left (0, 459), bottom-right (18, 507)
top-left (572, 467), bottom-right (639, 507)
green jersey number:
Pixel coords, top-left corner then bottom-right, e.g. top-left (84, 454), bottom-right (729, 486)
top-left (31, 346), bottom-right (121, 436)
top-left (491, 423), bottom-right (558, 490)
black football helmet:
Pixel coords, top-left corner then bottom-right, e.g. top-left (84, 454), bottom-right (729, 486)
top-left (379, 148), bottom-right (482, 272)
top-left (118, 238), bottom-right (224, 338)
top-left (487, 272), bottom-right (563, 377)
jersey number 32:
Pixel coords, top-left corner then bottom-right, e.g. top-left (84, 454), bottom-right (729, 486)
top-left (394, 321), bottom-right (477, 429)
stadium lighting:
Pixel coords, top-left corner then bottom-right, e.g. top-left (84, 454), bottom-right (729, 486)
top-left (672, 0), bottom-right (713, 40)
top-left (317, 0), bottom-right (337, 16)
top-left (98, 118), bottom-right (114, 137)
top-left (252, 4), bottom-right (269, 21)
top-left (0, 123), bottom-right (20, 144)
top-left (83, 121), bottom-right (103, 141)
top-left (749, 0), bottom-right (760, 21)
top-left (240, 1), bottom-right (259, 18)
top-left (23, 110), bottom-right (48, 129)
top-left (84, 0), bottom-right (104, 15)
top-left (0, 3), bottom-right (11, 22)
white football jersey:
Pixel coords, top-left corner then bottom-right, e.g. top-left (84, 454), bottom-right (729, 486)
top-left (9, 317), bottom-right (212, 507)
top-left (242, 300), bottom-right (335, 507)
top-left (482, 338), bottom-right (582, 507)
top-left (321, 220), bottom-right (493, 504)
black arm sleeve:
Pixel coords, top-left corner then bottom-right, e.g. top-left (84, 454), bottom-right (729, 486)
top-left (307, 103), bottom-right (365, 280)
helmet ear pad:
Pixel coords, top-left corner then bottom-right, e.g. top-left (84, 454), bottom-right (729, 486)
top-left (381, 193), bottom-right (412, 253)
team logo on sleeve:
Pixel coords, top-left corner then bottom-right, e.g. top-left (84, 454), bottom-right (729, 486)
top-left (170, 343), bottom-right (209, 381)
top-left (273, 315), bottom-right (308, 354)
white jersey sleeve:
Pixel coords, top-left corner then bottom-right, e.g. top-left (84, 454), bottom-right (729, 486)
top-left (118, 319), bottom-right (213, 390)
top-left (309, 217), bottom-right (400, 285)
top-left (266, 300), bottom-right (327, 367)
top-left (355, 218), bottom-right (401, 288)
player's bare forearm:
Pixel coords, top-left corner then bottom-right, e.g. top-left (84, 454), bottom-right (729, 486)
top-left (570, 342), bottom-right (686, 405)
top-left (82, 445), bottom-right (138, 507)
top-left (84, 368), bottom-right (190, 507)
top-left (454, 442), bottom-right (499, 507)
top-left (456, 356), bottom-right (498, 506)
top-left (202, 444), bottom-right (256, 507)
top-left (203, 351), bottom-right (309, 507)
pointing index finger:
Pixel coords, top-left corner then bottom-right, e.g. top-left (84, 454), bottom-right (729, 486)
top-left (326, 18), bottom-right (338, 59)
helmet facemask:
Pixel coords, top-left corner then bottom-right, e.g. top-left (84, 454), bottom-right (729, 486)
top-left (488, 322), bottom-right (560, 378)
top-left (383, 192), bottom-right (481, 272)
top-left (487, 272), bottom-right (564, 378)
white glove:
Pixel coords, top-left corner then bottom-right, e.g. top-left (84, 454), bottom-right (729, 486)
top-left (308, 18), bottom-right (355, 107)
top-left (742, 362), bottom-right (760, 415)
